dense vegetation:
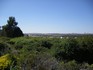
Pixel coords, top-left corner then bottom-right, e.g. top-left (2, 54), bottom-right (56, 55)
top-left (0, 36), bottom-right (93, 70)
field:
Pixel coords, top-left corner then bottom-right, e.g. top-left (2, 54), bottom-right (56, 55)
top-left (0, 35), bottom-right (93, 70)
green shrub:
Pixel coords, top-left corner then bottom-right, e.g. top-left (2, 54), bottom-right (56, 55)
top-left (0, 42), bottom-right (10, 56)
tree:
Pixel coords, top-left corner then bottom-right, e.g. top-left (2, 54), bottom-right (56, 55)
top-left (2, 17), bottom-right (24, 38)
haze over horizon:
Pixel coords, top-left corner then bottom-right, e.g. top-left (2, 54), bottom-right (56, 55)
top-left (0, 0), bottom-right (93, 33)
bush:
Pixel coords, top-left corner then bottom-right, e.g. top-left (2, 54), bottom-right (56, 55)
top-left (55, 38), bottom-right (78, 61)
top-left (40, 40), bottom-right (52, 49)
top-left (0, 54), bottom-right (12, 70)
top-left (14, 52), bottom-right (59, 70)
top-left (0, 42), bottom-right (10, 56)
top-left (55, 37), bottom-right (93, 64)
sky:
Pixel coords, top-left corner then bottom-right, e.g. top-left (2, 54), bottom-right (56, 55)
top-left (0, 0), bottom-right (93, 33)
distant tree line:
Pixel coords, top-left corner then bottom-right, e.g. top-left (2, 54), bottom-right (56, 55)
top-left (0, 17), bottom-right (24, 38)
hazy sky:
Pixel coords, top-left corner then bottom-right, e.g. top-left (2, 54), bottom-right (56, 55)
top-left (0, 0), bottom-right (93, 33)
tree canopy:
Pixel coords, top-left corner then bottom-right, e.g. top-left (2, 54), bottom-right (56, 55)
top-left (2, 17), bottom-right (24, 38)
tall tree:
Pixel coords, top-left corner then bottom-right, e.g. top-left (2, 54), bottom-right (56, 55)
top-left (2, 17), bottom-right (24, 38)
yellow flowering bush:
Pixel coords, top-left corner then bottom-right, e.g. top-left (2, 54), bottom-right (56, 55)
top-left (0, 54), bottom-right (12, 70)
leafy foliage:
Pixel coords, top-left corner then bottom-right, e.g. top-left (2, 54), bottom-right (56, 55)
top-left (2, 17), bottom-right (24, 38)
top-left (0, 36), bottom-right (93, 70)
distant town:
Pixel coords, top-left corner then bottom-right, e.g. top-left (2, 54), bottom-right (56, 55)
top-left (24, 33), bottom-right (93, 38)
